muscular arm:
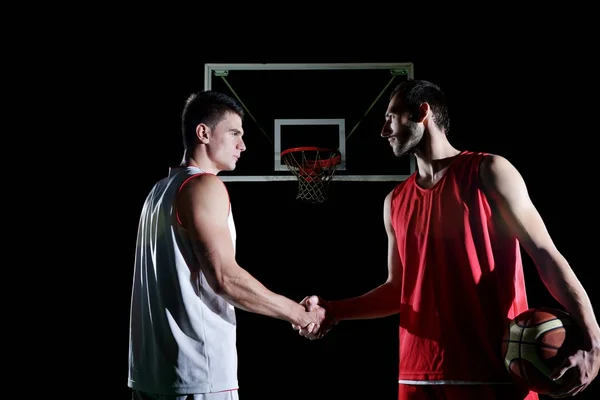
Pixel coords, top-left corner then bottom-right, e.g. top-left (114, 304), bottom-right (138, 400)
top-left (328, 191), bottom-right (402, 321)
top-left (480, 155), bottom-right (600, 347)
top-left (176, 174), bottom-right (317, 327)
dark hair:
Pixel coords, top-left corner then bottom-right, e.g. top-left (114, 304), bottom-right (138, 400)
top-left (390, 80), bottom-right (450, 134)
top-left (181, 91), bottom-right (245, 151)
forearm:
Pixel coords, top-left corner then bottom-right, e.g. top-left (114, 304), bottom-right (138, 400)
top-left (538, 251), bottom-right (600, 347)
top-left (218, 267), bottom-right (305, 325)
top-left (329, 281), bottom-right (399, 321)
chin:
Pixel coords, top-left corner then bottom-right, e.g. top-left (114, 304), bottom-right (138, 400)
top-left (393, 140), bottom-right (419, 158)
top-left (392, 146), bottom-right (408, 158)
top-left (217, 162), bottom-right (236, 172)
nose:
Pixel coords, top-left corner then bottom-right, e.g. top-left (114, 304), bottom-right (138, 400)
top-left (381, 120), bottom-right (392, 138)
top-left (238, 138), bottom-right (246, 152)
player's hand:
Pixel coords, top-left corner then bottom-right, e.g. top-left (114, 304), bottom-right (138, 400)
top-left (292, 295), bottom-right (337, 340)
top-left (291, 295), bottom-right (326, 339)
top-left (547, 344), bottom-right (600, 398)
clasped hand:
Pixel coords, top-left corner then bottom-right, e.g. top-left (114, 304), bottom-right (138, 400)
top-left (291, 295), bottom-right (337, 340)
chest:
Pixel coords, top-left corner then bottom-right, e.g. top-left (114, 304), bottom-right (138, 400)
top-left (392, 182), bottom-right (469, 246)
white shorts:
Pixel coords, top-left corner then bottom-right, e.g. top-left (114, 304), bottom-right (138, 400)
top-left (132, 389), bottom-right (239, 400)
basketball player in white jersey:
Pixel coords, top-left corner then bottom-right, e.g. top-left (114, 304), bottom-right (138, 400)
top-left (128, 91), bottom-right (326, 400)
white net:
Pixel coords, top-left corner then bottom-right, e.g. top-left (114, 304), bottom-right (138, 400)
top-left (281, 147), bottom-right (342, 204)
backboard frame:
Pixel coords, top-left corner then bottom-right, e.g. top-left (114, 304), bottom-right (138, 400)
top-left (204, 62), bottom-right (417, 182)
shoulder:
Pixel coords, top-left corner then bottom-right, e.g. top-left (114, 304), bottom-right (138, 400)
top-left (388, 173), bottom-right (414, 197)
top-left (382, 174), bottom-right (417, 214)
top-left (175, 173), bottom-right (231, 228)
top-left (478, 154), bottom-right (526, 195)
top-left (479, 154), bottom-right (519, 180)
top-left (385, 189), bottom-right (394, 206)
top-left (177, 173), bottom-right (230, 208)
top-left (180, 172), bottom-right (226, 192)
top-left (384, 179), bottom-right (406, 213)
top-left (384, 183), bottom-right (401, 208)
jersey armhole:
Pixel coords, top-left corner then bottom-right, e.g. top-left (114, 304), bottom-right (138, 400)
top-left (175, 173), bottom-right (231, 227)
top-left (475, 153), bottom-right (495, 216)
top-left (475, 153), bottom-right (491, 188)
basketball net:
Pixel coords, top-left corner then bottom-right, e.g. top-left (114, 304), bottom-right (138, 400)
top-left (281, 147), bottom-right (341, 204)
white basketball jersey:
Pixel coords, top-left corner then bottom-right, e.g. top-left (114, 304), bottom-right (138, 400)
top-left (128, 166), bottom-right (238, 395)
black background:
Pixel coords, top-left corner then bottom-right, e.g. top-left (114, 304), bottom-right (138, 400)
top-left (53, 14), bottom-right (599, 400)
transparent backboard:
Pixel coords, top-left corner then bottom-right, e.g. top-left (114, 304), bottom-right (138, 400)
top-left (204, 63), bottom-right (416, 182)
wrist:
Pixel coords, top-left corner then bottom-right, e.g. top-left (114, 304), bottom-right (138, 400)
top-left (328, 300), bottom-right (342, 324)
top-left (291, 302), bottom-right (308, 326)
top-left (584, 327), bottom-right (600, 350)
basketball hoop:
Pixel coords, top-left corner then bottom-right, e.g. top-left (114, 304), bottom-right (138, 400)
top-left (281, 146), bottom-right (342, 203)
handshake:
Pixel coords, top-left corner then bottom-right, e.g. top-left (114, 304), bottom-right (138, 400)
top-left (291, 295), bottom-right (338, 340)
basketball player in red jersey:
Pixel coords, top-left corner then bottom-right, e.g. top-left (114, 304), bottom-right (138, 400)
top-left (295, 80), bottom-right (600, 399)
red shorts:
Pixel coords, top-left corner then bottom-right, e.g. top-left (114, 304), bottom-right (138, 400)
top-left (398, 384), bottom-right (538, 400)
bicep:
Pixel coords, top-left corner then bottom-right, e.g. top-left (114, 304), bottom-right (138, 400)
top-left (176, 176), bottom-right (237, 283)
top-left (384, 192), bottom-right (403, 286)
top-left (480, 155), bottom-right (558, 257)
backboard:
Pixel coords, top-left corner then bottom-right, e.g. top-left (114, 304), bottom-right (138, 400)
top-left (204, 63), bottom-right (416, 182)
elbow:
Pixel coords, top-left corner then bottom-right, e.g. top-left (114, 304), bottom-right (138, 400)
top-left (385, 279), bottom-right (402, 313)
top-left (205, 276), bottom-right (237, 305)
top-left (533, 247), bottom-right (567, 278)
top-left (212, 265), bottom-right (240, 299)
top-left (211, 277), bottom-right (228, 297)
top-left (532, 248), bottom-right (579, 296)
top-left (212, 272), bottom-right (232, 297)
top-left (386, 275), bottom-right (402, 292)
top-left (194, 247), bottom-right (240, 298)
top-left (200, 263), bottom-right (231, 297)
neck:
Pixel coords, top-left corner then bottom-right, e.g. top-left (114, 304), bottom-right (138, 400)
top-left (180, 150), bottom-right (219, 175)
top-left (413, 133), bottom-right (461, 179)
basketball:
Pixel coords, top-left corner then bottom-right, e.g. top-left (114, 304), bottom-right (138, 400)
top-left (501, 307), bottom-right (582, 394)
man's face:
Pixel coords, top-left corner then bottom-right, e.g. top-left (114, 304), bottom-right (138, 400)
top-left (206, 111), bottom-right (246, 172)
top-left (380, 94), bottom-right (423, 157)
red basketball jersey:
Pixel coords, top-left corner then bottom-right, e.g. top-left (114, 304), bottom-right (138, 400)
top-left (391, 150), bottom-right (530, 382)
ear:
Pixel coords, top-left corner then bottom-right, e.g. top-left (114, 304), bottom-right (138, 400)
top-left (196, 123), bottom-right (210, 144)
top-left (416, 103), bottom-right (430, 123)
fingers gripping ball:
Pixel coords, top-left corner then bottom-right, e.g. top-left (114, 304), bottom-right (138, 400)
top-left (501, 307), bottom-right (582, 395)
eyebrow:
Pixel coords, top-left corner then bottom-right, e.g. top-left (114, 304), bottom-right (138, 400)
top-left (386, 104), bottom-right (403, 116)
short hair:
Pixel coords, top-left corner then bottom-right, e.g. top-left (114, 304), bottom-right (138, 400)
top-left (181, 91), bottom-right (245, 151)
top-left (390, 80), bottom-right (450, 134)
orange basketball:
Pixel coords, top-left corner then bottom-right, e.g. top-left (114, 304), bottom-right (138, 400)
top-left (501, 307), bottom-right (582, 395)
